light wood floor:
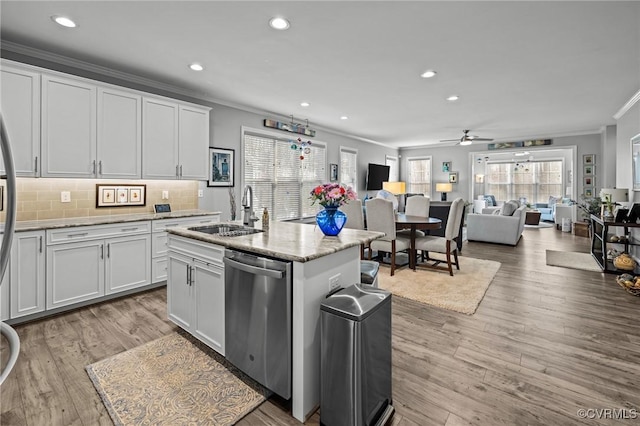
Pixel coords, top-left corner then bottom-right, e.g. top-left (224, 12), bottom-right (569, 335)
top-left (2, 227), bottom-right (639, 425)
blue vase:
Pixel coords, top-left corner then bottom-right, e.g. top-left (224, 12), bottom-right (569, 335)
top-left (316, 206), bottom-right (347, 236)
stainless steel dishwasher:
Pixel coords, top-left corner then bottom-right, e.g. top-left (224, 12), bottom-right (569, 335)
top-left (223, 249), bottom-right (292, 399)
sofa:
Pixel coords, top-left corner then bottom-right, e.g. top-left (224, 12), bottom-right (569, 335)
top-left (535, 196), bottom-right (574, 223)
top-left (466, 202), bottom-right (527, 246)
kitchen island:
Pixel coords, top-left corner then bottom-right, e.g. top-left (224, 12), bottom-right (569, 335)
top-left (167, 220), bottom-right (383, 422)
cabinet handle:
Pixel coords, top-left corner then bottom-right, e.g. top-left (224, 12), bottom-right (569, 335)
top-left (100, 244), bottom-right (104, 259)
top-left (98, 160), bottom-right (103, 175)
top-left (92, 160), bottom-right (96, 174)
top-left (121, 227), bottom-right (139, 232)
top-left (67, 232), bottom-right (89, 238)
top-left (107, 243), bottom-right (110, 258)
top-left (164, 223), bottom-right (179, 228)
top-left (179, 165), bottom-right (183, 177)
top-left (190, 266), bottom-right (195, 285)
top-left (34, 156), bottom-right (38, 173)
top-left (176, 165), bottom-right (179, 177)
top-left (186, 265), bottom-right (191, 286)
top-left (39, 236), bottom-right (43, 253)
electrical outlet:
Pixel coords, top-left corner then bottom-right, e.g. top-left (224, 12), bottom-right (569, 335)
top-left (162, 190), bottom-right (169, 200)
top-left (61, 191), bottom-right (71, 203)
top-left (329, 273), bottom-right (341, 291)
top-left (198, 190), bottom-right (204, 198)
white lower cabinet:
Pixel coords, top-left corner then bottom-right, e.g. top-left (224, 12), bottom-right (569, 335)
top-left (168, 235), bottom-right (224, 355)
top-left (1, 258), bottom-right (9, 321)
top-left (46, 221), bottom-right (151, 310)
top-left (10, 231), bottom-right (46, 318)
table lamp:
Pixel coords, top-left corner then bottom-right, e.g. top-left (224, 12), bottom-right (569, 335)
top-left (382, 181), bottom-right (406, 195)
top-left (435, 183), bottom-right (453, 201)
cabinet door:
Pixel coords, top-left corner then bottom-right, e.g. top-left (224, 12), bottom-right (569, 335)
top-left (142, 97), bottom-right (179, 179)
top-left (105, 234), bottom-right (151, 295)
top-left (0, 64), bottom-right (40, 177)
top-left (46, 240), bottom-right (104, 309)
top-left (167, 252), bottom-right (192, 330)
top-left (1, 258), bottom-right (9, 322)
top-left (41, 75), bottom-right (97, 177)
top-left (192, 260), bottom-right (225, 355)
top-left (178, 105), bottom-right (209, 180)
top-left (10, 231), bottom-right (46, 318)
top-left (97, 87), bottom-right (142, 178)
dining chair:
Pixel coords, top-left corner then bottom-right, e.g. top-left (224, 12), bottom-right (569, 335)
top-left (365, 198), bottom-right (410, 276)
top-left (340, 199), bottom-right (366, 258)
top-left (399, 195), bottom-right (431, 237)
top-left (414, 197), bottom-right (465, 276)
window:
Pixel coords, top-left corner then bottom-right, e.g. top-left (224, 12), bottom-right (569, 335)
top-left (485, 160), bottom-right (563, 203)
top-left (385, 155), bottom-right (399, 182)
top-left (340, 147), bottom-right (357, 190)
top-left (407, 157), bottom-right (431, 196)
top-left (244, 133), bottom-right (327, 220)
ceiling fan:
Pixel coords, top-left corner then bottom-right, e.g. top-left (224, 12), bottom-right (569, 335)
top-left (440, 129), bottom-right (494, 146)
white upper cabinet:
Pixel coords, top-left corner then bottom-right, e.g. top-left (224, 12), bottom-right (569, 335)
top-left (178, 105), bottom-right (209, 180)
top-left (0, 63), bottom-right (41, 177)
top-left (142, 97), bottom-right (180, 179)
top-left (143, 98), bottom-right (210, 180)
top-left (97, 87), bottom-right (142, 178)
top-left (41, 74), bottom-right (97, 178)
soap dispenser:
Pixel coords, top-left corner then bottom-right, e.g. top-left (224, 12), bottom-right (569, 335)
top-left (262, 207), bottom-right (269, 231)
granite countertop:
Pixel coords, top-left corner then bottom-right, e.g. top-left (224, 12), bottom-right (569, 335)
top-left (1, 210), bottom-right (222, 232)
top-left (167, 220), bottom-right (384, 263)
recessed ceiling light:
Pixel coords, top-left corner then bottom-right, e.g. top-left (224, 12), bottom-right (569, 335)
top-left (340, 116), bottom-right (348, 120)
top-left (51, 15), bottom-right (77, 28)
top-left (446, 95), bottom-right (459, 101)
top-left (300, 102), bottom-right (310, 107)
top-left (420, 70), bottom-right (437, 78)
top-left (269, 17), bottom-right (290, 30)
top-left (189, 63), bottom-right (204, 71)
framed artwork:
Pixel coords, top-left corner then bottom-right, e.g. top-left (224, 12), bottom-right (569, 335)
top-left (442, 161), bottom-right (451, 172)
top-left (448, 172), bottom-right (458, 183)
top-left (584, 165), bottom-right (595, 176)
top-left (584, 176), bottom-right (594, 186)
top-left (208, 147), bottom-right (234, 187)
top-left (583, 154), bottom-right (595, 165)
top-left (584, 187), bottom-right (594, 197)
top-left (330, 163), bottom-right (339, 181)
top-left (96, 184), bottom-right (146, 207)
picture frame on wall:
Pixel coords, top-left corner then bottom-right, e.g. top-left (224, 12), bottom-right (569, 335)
top-left (442, 161), bottom-right (451, 172)
top-left (583, 154), bottom-right (595, 165)
top-left (584, 176), bottom-right (594, 186)
top-left (208, 147), bottom-right (234, 187)
top-left (449, 172), bottom-right (458, 183)
top-left (584, 164), bottom-right (595, 176)
top-left (329, 163), bottom-right (339, 182)
top-left (584, 187), bottom-right (594, 197)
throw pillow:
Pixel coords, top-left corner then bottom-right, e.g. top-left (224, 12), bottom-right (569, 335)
top-left (501, 201), bottom-right (518, 216)
top-left (484, 195), bottom-right (496, 206)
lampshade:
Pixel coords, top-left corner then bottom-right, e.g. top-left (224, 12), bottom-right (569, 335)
top-left (435, 183), bottom-right (453, 193)
top-left (599, 188), bottom-right (629, 203)
top-left (382, 181), bottom-right (406, 195)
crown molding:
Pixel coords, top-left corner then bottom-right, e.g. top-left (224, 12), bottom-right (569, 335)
top-left (1, 41), bottom-right (396, 150)
top-left (614, 89), bottom-right (640, 120)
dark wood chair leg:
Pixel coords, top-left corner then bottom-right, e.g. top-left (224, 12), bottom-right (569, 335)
top-left (391, 240), bottom-right (396, 276)
top-left (453, 249), bottom-right (460, 270)
top-left (445, 241), bottom-right (453, 276)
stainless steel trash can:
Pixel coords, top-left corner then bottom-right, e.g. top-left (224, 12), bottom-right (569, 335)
top-left (320, 284), bottom-right (394, 426)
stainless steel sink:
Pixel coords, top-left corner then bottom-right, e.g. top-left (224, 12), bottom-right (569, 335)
top-left (188, 224), bottom-right (263, 237)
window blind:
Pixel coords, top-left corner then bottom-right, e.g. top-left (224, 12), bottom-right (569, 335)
top-left (385, 155), bottom-right (399, 182)
top-left (340, 147), bottom-right (358, 190)
top-left (485, 160), bottom-right (563, 203)
top-left (407, 157), bottom-right (431, 196)
top-left (244, 133), bottom-right (327, 220)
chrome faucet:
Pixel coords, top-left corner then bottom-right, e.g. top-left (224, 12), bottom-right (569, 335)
top-left (242, 185), bottom-right (258, 226)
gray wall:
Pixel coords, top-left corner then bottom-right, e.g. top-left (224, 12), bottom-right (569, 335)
top-left (616, 100), bottom-right (640, 200)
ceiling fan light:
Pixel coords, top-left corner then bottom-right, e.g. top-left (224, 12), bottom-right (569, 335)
top-left (460, 140), bottom-right (472, 146)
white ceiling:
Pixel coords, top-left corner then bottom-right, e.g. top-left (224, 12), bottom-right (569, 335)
top-left (1, 1), bottom-right (639, 149)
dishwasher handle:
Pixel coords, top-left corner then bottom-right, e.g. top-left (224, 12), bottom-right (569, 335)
top-left (223, 256), bottom-right (284, 279)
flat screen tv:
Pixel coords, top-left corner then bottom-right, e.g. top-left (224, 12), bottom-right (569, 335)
top-left (366, 163), bottom-right (390, 190)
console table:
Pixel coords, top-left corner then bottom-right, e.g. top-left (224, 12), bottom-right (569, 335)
top-left (590, 214), bottom-right (640, 274)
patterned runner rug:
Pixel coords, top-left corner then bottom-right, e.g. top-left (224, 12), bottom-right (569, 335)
top-left (86, 331), bottom-right (268, 426)
top-left (378, 256), bottom-right (501, 315)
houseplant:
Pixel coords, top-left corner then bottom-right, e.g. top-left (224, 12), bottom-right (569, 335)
top-left (310, 183), bottom-right (357, 236)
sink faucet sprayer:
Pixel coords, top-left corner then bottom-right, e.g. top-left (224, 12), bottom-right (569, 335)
top-left (242, 185), bottom-right (258, 226)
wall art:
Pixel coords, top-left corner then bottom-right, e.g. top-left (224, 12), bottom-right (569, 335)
top-left (208, 147), bottom-right (234, 187)
top-left (96, 184), bottom-right (146, 208)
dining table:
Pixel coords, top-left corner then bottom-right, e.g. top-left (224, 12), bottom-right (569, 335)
top-left (395, 213), bottom-right (442, 270)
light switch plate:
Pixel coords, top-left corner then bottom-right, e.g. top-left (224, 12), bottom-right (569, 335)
top-left (61, 191), bottom-right (71, 203)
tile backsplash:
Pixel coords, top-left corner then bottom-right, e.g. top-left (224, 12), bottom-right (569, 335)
top-left (1, 178), bottom-right (199, 222)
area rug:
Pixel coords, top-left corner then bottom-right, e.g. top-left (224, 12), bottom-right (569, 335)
top-left (545, 250), bottom-right (602, 272)
top-left (86, 332), bottom-right (268, 426)
top-left (378, 256), bottom-right (501, 315)
top-left (525, 221), bottom-right (554, 228)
